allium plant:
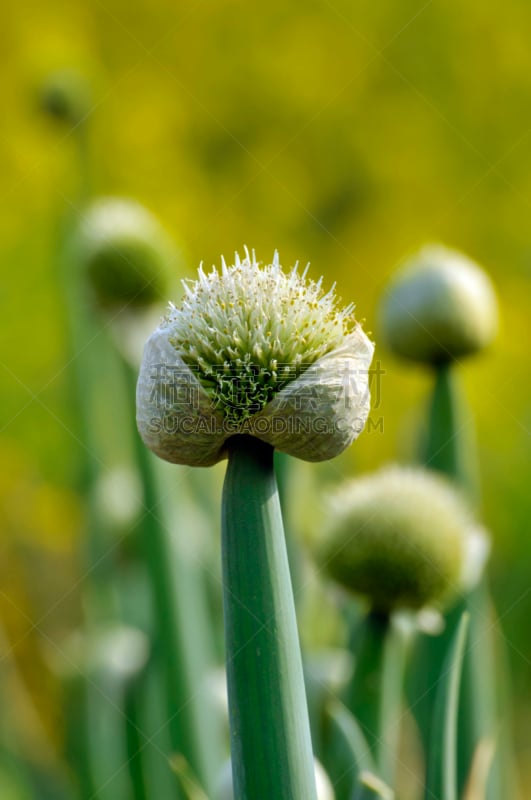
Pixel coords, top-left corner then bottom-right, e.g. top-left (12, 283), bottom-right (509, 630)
top-left (377, 246), bottom-right (514, 800)
top-left (318, 465), bottom-right (488, 793)
top-left (76, 198), bottom-right (222, 797)
top-left (137, 249), bottom-right (374, 800)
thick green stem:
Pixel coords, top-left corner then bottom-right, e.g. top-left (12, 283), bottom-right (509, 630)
top-left (222, 435), bottom-right (317, 800)
top-left (274, 450), bottom-right (303, 602)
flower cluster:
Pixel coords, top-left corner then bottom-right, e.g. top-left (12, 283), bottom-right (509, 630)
top-left (166, 249), bottom-right (355, 423)
top-left (137, 250), bottom-right (374, 465)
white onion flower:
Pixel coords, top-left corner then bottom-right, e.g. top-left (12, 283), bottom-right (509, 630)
top-left (137, 249), bottom-right (374, 466)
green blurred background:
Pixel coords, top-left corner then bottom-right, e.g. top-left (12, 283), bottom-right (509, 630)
top-left (1, 0), bottom-right (530, 790)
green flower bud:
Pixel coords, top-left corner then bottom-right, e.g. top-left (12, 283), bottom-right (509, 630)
top-left (39, 68), bottom-right (92, 126)
top-left (378, 245), bottom-right (498, 364)
top-left (320, 466), bottom-right (489, 612)
top-left (137, 250), bottom-right (374, 466)
top-left (76, 198), bottom-right (177, 312)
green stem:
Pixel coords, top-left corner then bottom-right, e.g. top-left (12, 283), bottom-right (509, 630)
top-left (222, 435), bottom-right (317, 800)
top-left (274, 450), bottom-right (302, 602)
top-left (417, 363), bottom-right (517, 797)
top-left (378, 620), bottom-right (407, 786)
top-left (414, 362), bottom-right (475, 786)
top-left (347, 611), bottom-right (406, 785)
top-left (63, 675), bottom-right (97, 800)
top-left (347, 611), bottom-right (387, 755)
top-left (423, 362), bottom-right (477, 497)
top-left (124, 674), bottom-right (148, 800)
top-left (58, 221), bottom-right (119, 619)
top-left (125, 360), bottom-right (222, 799)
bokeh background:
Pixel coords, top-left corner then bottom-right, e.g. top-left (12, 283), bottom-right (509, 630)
top-left (1, 0), bottom-right (530, 795)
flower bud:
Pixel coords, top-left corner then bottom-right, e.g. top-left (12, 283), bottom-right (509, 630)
top-left (39, 68), bottom-right (92, 126)
top-left (320, 466), bottom-right (489, 612)
top-left (378, 245), bottom-right (498, 364)
top-left (136, 250), bottom-right (374, 466)
top-left (76, 197), bottom-right (177, 312)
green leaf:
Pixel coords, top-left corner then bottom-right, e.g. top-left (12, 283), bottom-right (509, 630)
top-left (425, 612), bottom-right (470, 800)
top-left (322, 697), bottom-right (375, 800)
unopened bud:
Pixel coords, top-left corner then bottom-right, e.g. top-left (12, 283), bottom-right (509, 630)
top-left (379, 245), bottom-right (498, 364)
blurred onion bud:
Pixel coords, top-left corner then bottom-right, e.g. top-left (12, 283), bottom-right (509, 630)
top-left (214, 757), bottom-right (334, 800)
top-left (378, 245), bottom-right (498, 364)
top-left (137, 249), bottom-right (374, 466)
top-left (94, 466), bottom-right (142, 529)
top-left (52, 625), bottom-right (150, 685)
top-left (319, 466), bottom-right (489, 613)
top-left (39, 68), bottom-right (92, 126)
top-left (76, 197), bottom-right (177, 312)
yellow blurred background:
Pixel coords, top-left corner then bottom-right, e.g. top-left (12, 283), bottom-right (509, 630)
top-left (1, 0), bottom-right (530, 791)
